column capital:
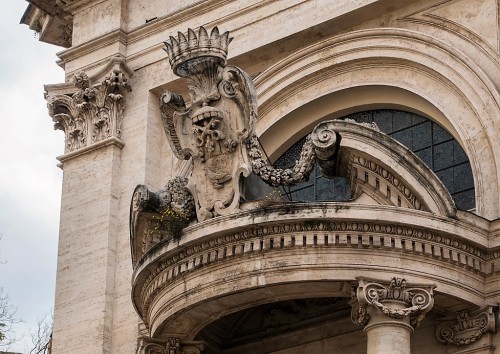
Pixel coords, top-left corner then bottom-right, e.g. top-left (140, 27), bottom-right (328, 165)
top-left (137, 336), bottom-right (205, 354)
top-left (351, 276), bottom-right (435, 329)
top-left (435, 306), bottom-right (497, 346)
top-left (46, 60), bottom-right (132, 156)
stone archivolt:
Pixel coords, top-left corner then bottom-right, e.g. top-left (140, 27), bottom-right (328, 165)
top-left (435, 307), bottom-right (497, 346)
top-left (46, 63), bottom-right (132, 154)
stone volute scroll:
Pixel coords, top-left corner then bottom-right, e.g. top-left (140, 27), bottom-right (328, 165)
top-left (351, 277), bottom-right (435, 354)
top-left (435, 307), bottom-right (497, 346)
top-left (46, 58), bottom-right (132, 155)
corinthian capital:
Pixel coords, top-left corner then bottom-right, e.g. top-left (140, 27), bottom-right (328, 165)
top-left (351, 277), bottom-right (435, 328)
top-left (435, 307), bottom-right (497, 346)
top-left (46, 60), bottom-right (132, 155)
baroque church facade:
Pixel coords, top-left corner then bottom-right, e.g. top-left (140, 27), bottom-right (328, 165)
top-left (22, 0), bottom-right (500, 353)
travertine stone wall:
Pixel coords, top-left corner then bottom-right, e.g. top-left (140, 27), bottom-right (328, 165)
top-left (28, 0), bottom-right (500, 353)
top-left (53, 144), bottom-right (122, 353)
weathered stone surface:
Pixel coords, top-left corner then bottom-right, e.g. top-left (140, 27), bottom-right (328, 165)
top-left (22, 0), bottom-right (500, 353)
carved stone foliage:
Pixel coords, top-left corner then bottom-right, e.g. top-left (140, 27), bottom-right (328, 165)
top-left (247, 120), bottom-right (342, 186)
top-left (436, 307), bottom-right (497, 346)
top-left (130, 177), bottom-right (196, 265)
top-left (137, 336), bottom-right (205, 354)
top-left (351, 277), bottom-right (434, 329)
top-left (46, 68), bottom-right (131, 154)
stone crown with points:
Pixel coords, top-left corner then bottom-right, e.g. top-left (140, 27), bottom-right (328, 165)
top-left (164, 26), bottom-right (232, 77)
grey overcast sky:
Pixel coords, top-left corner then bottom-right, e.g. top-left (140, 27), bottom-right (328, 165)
top-left (1, 1), bottom-right (64, 351)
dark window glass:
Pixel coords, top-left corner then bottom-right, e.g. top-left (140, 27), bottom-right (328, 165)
top-left (273, 109), bottom-right (475, 210)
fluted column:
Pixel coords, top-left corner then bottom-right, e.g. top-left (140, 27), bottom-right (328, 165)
top-left (351, 277), bottom-right (434, 354)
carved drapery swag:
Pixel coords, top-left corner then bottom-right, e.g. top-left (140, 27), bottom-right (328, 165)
top-left (435, 307), bottom-right (497, 346)
top-left (351, 277), bottom-right (434, 329)
top-left (46, 68), bottom-right (131, 154)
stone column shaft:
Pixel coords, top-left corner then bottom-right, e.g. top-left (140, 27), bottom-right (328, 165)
top-left (351, 277), bottom-right (435, 354)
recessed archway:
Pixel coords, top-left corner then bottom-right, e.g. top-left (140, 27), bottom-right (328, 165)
top-left (254, 28), bottom-right (500, 219)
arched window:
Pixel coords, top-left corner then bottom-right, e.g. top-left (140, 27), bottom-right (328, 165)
top-left (273, 110), bottom-right (475, 210)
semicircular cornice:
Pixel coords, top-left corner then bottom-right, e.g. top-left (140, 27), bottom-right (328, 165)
top-left (252, 28), bottom-right (500, 219)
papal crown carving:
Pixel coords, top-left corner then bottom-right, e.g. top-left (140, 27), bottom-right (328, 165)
top-left (163, 26), bottom-right (232, 77)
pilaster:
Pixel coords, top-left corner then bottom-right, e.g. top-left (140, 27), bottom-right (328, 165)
top-left (45, 58), bottom-right (132, 353)
top-left (351, 277), bottom-right (435, 354)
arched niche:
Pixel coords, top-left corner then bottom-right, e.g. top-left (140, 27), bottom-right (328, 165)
top-left (254, 28), bottom-right (500, 219)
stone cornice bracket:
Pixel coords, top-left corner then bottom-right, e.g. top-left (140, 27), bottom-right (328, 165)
top-left (351, 277), bottom-right (435, 329)
top-left (435, 306), bottom-right (498, 346)
top-left (137, 336), bottom-right (205, 354)
top-left (45, 62), bottom-right (132, 157)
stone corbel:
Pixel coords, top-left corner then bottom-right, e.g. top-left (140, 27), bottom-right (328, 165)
top-left (45, 58), bottom-right (132, 156)
top-left (435, 306), bottom-right (497, 346)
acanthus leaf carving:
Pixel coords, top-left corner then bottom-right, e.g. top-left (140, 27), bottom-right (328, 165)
top-left (46, 67), bottom-right (131, 154)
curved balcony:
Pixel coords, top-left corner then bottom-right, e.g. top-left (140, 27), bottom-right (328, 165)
top-left (131, 201), bottom-right (490, 340)
top-left (130, 120), bottom-right (499, 353)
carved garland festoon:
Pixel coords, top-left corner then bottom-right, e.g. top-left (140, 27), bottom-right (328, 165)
top-left (435, 307), bottom-right (497, 346)
top-left (351, 277), bottom-right (434, 329)
top-left (46, 69), bottom-right (132, 154)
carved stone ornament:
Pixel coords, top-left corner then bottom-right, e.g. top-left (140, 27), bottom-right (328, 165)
top-left (46, 67), bottom-right (132, 154)
top-left (435, 307), bottom-right (497, 346)
top-left (136, 336), bottom-right (205, 354)
top-left (351, 277), bottom-right (434, 329)
top-left (148, 26), bottom-right (347, 221)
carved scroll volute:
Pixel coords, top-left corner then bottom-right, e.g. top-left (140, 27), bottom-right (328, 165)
top-left (46, 66), bottom-right (132, 154)
top-left (310, 120), bottom-right (342, 178)
top-left (351, 277), bottom-right (435, 329)
top-left (435, 307), bottom-right (497, 346)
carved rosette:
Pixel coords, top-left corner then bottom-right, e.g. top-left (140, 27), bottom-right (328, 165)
top-left (435, 307), bottom-right (497, 346)
top-left (137, 336), bottom-right (205, 354)
top-left (351, 277), bottom-right (434, 329)
top-left (46, 67), bottom-right (132, 154)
